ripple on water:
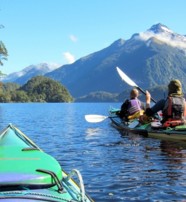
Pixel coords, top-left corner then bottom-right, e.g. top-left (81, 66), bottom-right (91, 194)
top-left (1, 103), bottom-right (186, 201)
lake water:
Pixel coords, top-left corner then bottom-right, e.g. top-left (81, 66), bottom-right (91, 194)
top-left (0, 103), bottom-right (186, 201)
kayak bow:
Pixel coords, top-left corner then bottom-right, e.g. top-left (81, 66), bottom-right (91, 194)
top-left (0, 124), bottom-right (93, 202)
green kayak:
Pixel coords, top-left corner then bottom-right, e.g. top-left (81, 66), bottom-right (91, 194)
top-left (0, 124), bottom-right (93, 202)
top-left (109, 109), bottom-right (186, 142)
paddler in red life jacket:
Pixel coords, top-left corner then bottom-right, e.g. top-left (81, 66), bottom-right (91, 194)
top-left (144, 79), bottom-right (186, 127)
top-left (117, 88), bottom-right (145, 121)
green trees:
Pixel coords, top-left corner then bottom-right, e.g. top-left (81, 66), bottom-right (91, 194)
top-left (0, 36), bottom-right (8, 78)
top-left (0, 41), bottom-right (8, 66)
top-left (20, 76), bottom-right (73, 102)
top-left (0, 76), bottom-right (74, 103)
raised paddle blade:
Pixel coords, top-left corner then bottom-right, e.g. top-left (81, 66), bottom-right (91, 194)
top-left (116, 66), bottom-right (156, 103)
top-left (116, 66), bottom-right (138, 88)
top-left (85, 114), bottom-right (108, 123)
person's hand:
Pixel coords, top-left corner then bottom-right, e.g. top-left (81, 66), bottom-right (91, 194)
top-left (146, 90), bottom-right (151, 104)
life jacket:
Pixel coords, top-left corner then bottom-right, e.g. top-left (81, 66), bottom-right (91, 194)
top-left (128, 110), bottom-right (144, 120)
top-left (128, 99), bottom-right (142, 115)
top-left (162, 96), bottom-right (186, 127)
top-left (119, 98), bottom-right (143, 121)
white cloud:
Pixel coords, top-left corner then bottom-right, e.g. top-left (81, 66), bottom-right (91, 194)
top-left (47, 62), bottom-right (61, 70)
top-left (69, 34), bottom-right (78, 42)
top-left (63, 52), bottom-right (75, 64)
top-left (137, 31), bottom-right (186, 50)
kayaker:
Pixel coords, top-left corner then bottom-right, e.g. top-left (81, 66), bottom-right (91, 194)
top-left (117, 88), bottom-right (145, 121)
top-left (142, 79), bottom-right (186, 127)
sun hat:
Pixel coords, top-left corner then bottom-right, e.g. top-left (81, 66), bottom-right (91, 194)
top-left (168, 79), bottom-right (183, 96)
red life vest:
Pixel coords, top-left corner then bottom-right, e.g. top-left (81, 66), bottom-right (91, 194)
top-left (162, 96), bottom-right (186, 127)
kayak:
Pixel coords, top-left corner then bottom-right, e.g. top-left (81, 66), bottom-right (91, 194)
top-left (0, 124), bottom-right (93, 202)
top-left (109, 109), bottom-right (186, 142)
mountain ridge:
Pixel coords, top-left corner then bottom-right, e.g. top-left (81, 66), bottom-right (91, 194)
top-left (2, 23), bottom-right (186, 101)
top-left (46, 23), bottom-right (186, 97)
top-left (2, 63), bottom-right (59, 84)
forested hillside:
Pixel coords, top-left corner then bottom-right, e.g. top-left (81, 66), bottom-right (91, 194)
top-left (0, 76), bottom-right (73, 103)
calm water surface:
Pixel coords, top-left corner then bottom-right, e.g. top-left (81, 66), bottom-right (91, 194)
top-left (0, 103), bottom-right (186, 201)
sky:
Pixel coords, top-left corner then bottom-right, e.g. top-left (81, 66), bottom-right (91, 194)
top-left (0, 0), bottom-right (186, 74)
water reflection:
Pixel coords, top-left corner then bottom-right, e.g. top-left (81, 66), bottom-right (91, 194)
top-left (85, 127), bottom-right (103, 137)
top-left (159, 140), bottom-right (186, 185)
top-left (111, 131), bottom-right (186, 201)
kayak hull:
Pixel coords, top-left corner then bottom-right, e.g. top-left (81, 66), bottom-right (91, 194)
top-left (0, 124), bottom-right (93, 202)
top-left (109, 110), bottom-right (186, 142)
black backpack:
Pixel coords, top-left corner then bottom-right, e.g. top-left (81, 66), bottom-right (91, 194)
top-left (118, 99), bottom-right (130, 120)
top-left (162, 96), bottom-right (185, 121)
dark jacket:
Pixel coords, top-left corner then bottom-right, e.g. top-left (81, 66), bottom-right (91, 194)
top-left (145, 99), bottom-right (165, 117)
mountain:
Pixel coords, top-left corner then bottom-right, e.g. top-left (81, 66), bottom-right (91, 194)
top-left (75, 91), bottom-right (118, 102)
top-left (2, 63), bottom-right (59, 84)
top-left (46, 23), bottom-right (186, 98)
top-left (46, 39), bottom-right (126, 97)
top-left (4, 23), bottom-right (186, 101)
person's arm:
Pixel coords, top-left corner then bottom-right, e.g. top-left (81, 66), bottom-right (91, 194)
top-left (146, 90), bottom-right (151, 109)
top-left (145, 90), bottom-right (165, 116)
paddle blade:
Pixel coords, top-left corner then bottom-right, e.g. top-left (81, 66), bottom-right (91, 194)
top-left (116, 66), bottom-right (138, 88)
top-left (85, 114), bottom-right (108, 123)
top-left (116, 66), bottom-right (156, 103)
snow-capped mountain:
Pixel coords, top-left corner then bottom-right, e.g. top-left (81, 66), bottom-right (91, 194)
top-left (46, 23), bottom-right (186, 97)
top-left (134, 23), bottom-right (186, 50)
top-left (2, 63), bottom-right (60, 84)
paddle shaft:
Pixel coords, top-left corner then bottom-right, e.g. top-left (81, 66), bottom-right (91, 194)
top-left (137, 86), bottom-right (156, 103)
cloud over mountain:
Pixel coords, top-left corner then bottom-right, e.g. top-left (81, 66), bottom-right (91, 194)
top-left (136, 23), bottom-right (186, 50)
top-left (2, 63), bottom-right (59, 84)
top-left (63, 52), bottom-right (75, 63)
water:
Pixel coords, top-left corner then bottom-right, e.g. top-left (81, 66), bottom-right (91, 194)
top-left (0, 103), bottom-right (186, 201)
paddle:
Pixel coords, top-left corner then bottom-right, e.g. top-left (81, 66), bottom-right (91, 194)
top-left (116, 66), bottom-right (156, 103)
top-left (85, 114), bottom-right (109, 123)
top-left (85, 114), bottom-right (142, 129)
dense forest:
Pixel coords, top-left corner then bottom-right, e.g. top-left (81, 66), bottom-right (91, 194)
top-left (0, 76), bottom-right (73, 103)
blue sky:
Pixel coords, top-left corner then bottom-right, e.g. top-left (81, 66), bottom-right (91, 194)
top-left (1, 0), bottom-right (186, 74)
